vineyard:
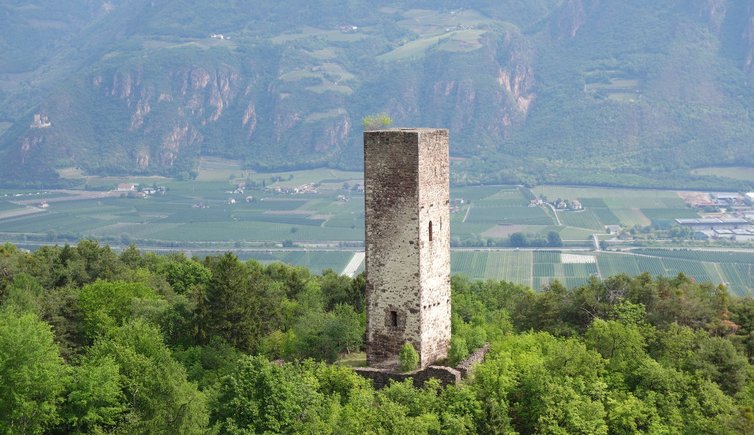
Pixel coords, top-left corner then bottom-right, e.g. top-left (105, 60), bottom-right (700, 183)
top-left (634, 249), bottom-right (754, 264)
top-left (450, 251), bottom-right (532, 286)
top-left (557, 209), bottom-right (604, 230)
top-left (449, 249), bottom-right (754, 296)
top-left (466, 205), bottom-right (554, 225)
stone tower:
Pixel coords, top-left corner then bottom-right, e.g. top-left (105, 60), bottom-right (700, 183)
top-left (363, 128), bottom-right (451, 369)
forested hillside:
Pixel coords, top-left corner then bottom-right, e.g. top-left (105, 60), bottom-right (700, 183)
top-left (1, 1), bottom-right (753, 187)
top-left (3, 241), bottom-right (754, 433)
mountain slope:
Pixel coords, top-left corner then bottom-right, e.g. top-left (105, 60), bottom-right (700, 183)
top-left (1, 0), bottom-right (753, 187)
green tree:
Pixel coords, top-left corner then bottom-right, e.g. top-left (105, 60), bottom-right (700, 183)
top-left (62, 356), bottom-right (125, 433)
top-left (87, 320), bottom-right (208, 433)
top-left (2, 272), bottom-right (45, 314)
top-left (547, 230), bottom-right (563, 247)
top-left (0, 308), bottom-right (68, 434)
top-left (472, 333), bottom-right (608, 434)
top-left (291, 304), bottom-right (364, 362)
top-left (202, 253), bottom-right (285, 352)
top-left (691, 336), bottom-right (749, 396)
top-left (156, 254), bottom-right (211, 295)
top-left (118, 243), bottom-right (143, 269)
top-left (509, 232), bottom-right (529, 247)
top-left (212, 356), bottom-right (332, 433)
top-left (585, 319), bottom-right (647, 379)
top-left (449, 336), bottom-right (470, 366)
top-left (78, 280), bottom-right (160, 338)
top-left (399, 342), bottom-right (419, 372)
top-left (319, 269), bottom-right (364, 311)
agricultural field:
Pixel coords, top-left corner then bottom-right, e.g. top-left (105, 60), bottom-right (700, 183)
top-left (450, 251), bottom-right (532, 286)
top-left (2, 165), bottom-right (752, 293)
top-left (449, 248), bottom-right (754, 295)
top-left (557, 209), bottom-right (603, 230)
top-left (692, 166), bottom-right (754, 182)
top-left (376, 8), bottom-right (493, 61)
top-left (0, 200), bottom-right (22, 212)
top-left (465, 205), bottom-right (554, 226)
top-left (0, 166), bottom-right (367, 244)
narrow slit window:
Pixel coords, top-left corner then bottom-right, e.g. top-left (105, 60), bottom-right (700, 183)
top-left (390, 311), bottom-right (398, 327)
top-left (429, 221), bottom-right (433, 242)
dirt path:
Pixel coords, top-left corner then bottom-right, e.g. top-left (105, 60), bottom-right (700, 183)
top-left (0, 207), bottom-right (47, 220)
top-left (544, 203), bottom-right (562, 225)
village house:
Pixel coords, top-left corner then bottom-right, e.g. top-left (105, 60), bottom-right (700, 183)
top-left (116, 183), bottom-right (137, 192)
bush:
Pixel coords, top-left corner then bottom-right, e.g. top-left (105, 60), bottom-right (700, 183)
top-left (399, 342), bottom-right (419, 372)
top-left (362, 113), bottom-right (393, 130)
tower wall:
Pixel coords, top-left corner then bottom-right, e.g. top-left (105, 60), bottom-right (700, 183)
top-left (364, 128), bottom-right (450, 368)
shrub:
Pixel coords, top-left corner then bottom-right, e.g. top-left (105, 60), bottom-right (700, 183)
top-left (362, 113), bottom-right (393, 130)
top-left (399, 342), bottom-right (419, 372)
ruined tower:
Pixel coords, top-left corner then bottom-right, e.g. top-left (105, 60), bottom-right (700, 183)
top-left (364, 128), bottom-right (451, 369)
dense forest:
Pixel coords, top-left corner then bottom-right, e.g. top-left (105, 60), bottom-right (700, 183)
top-left (3, 242), bottom-right (754, 433)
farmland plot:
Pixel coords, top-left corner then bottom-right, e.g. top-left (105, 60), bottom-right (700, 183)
top-left (558, 210), bottom-right (603, 230)
top-left (477, 188), bottom-right (529, 206)
top-left (597, 253), bottom-right (642, 277)
top-left (451, 251), bottom-right (532, 286)
top-left (466, 205), bottom-right (554, 225)
top-left (451, 252), bottom-right (488, 279)
top-left (482, 251), bottom-right (532, 285)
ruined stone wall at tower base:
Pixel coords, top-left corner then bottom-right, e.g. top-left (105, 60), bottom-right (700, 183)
top-left (353, 365), bottom-right (461, 389)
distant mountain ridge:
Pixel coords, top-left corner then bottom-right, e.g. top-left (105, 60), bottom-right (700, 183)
top-left (1, 0), bottom-right (753, 188)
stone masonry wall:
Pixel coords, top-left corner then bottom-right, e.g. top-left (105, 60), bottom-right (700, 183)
top-left (363, 129), bottom-right (450, 368)
top-left (456, 344), bottom-right (491, 377)
top-left (364, 130), bottom-right (421, 366)
top-left (353, 343), bottom-right (489, 389)
top-left (417, 129), bottom-right (451, 367)
top-left (354, 365), bottom-right (461, 389)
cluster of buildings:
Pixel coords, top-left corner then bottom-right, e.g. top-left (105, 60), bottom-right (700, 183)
top-left (116, 183), bottom-right (165, 198)
top-left (676, 217), bottom-right (754, 242)
top-left (553, 198), bottom-right (583, 210)
top-left (527, 197), bottom-right (582, 210)
top-left (675, 192), bottom-right (754, 242)
top-left (30, 113), bottom-right (51, 129)
top-left (450, 198), bottom-right (465, 213)
top-left (685, 192), bottom-right (753, 213)
top-left (264, 182), bottom-right (319, 195)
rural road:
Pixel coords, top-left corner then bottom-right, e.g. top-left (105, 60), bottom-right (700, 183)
top-left (10, 190), bottom-right (123, 205)
top-left (341, 252), bottom-right (365, 277)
